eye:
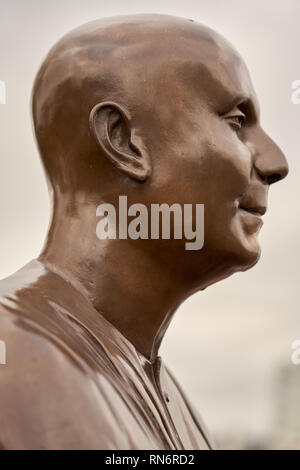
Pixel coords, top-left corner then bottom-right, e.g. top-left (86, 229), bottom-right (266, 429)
top-left (223, 107), bottom-right (246, 130)
top-left (228, 114), bottom-right (245, 128)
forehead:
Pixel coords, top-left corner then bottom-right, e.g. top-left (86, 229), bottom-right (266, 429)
top-left (153, 29), bottom-right (259, 114)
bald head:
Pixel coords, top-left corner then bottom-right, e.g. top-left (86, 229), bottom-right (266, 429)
top-left (33, 14), bottom-right (288, 286)
top-left (32, 14), bottom-right (246, 192)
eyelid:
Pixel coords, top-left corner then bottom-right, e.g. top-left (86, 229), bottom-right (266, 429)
top-left (222, 107), bottom-right (246, 119)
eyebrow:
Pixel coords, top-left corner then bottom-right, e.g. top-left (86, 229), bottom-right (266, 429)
top-left (222, 95), bottom-right (260, 123)
top-left (179, 58), bottom-right (261, 121)
top-left (237, 96), bottom-right (260, 123)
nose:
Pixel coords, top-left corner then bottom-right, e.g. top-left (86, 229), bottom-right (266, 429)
top-left (253, 129), bottom-right (289, 185)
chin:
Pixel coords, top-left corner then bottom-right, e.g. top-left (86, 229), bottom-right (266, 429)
top-left (218, 215), bottom-right (263, 272)
top-left (231, 235), bottom-right (262, 272)
top-left (188, 241), bottom-right (261, 295)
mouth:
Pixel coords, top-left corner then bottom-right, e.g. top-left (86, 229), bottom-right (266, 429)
top-left (239, 205), bottom-right (267, 217)
top-left (238, 204), bottom-right (265, 234)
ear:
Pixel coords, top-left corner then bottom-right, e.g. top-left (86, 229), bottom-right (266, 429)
top-left (89, 101), bottom-right (151, 182)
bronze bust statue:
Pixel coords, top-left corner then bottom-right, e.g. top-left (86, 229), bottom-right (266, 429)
top-left (0, 14), bottom-right (288, 449)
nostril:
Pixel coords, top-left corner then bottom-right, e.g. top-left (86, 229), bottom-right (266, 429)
top-left (267, 173), bottom-right (282, 185)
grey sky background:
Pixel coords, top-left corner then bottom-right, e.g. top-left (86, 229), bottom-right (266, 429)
top-left (0, 0), bottom-right (299, 446)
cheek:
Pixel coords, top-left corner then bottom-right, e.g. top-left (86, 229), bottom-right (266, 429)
top-left (149, 113), bottom-right (252, 207)
top-left (201, 116), bottom-right (252, 193)
top-left (171, 133), bottom-right (252, 208)
top-left (206, 137), bottom-right (252, 200)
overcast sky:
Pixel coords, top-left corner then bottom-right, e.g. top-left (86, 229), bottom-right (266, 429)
top-left (0, 0), bottom-right (299, 446)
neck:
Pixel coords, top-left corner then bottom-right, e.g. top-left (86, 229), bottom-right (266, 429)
top-left (39, 203), bottom-right (187, 361)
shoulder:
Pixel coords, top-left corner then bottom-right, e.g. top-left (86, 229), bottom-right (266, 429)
top-left (0, 296), bottom-right (122, 449)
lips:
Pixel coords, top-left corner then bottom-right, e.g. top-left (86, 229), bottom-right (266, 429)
top-left (239, 205), bottom-right (267, 216)
top-left (239, 204), bottom-right (264, 234)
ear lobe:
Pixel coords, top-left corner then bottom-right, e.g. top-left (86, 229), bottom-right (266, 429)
top-left (89, 101), bottom-right (151, 182)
